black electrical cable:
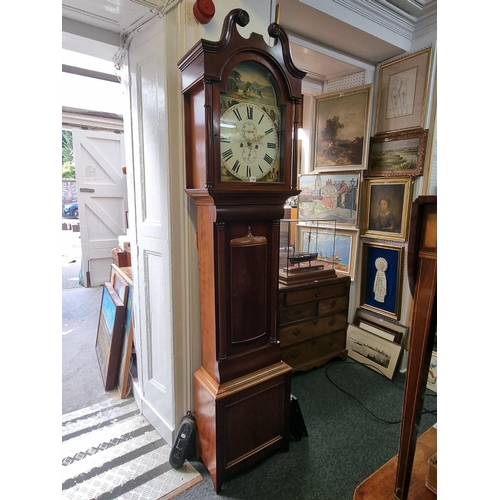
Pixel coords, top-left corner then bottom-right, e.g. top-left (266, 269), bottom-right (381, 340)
top-left (325, 359), bottom-right (437, 425)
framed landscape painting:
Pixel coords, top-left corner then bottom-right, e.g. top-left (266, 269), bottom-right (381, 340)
top-left (298, 173), bottom-right (361, 226)
top-left (375, 47), bottom-right (432, 135)
top-left (313, 84), bottom-right (372, 171)
top-left (367, 128), bottom-right (428, 177)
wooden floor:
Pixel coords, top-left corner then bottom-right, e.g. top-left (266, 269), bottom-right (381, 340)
top-left (353, 425), bottom-right (437, 500)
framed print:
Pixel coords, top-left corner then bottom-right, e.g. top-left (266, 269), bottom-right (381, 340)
top-left (312, 84), bottom-right (372, 171)
top-left (375, 47), bottom-right (432, 135)
top-left (347, 324), bottom-right (403, 379)
top-left (95, 282), bottom-right (126, 391)
top-left (360, 177), bottom-right (412, 242)
top-left (367, 128), bottom-right (428, 177)
top-left (353, 307), bottom-right (407, 345)
top-left (298, 173), bottom-right (360, 226)
top-left (359, 241), bottom-right (404, 320)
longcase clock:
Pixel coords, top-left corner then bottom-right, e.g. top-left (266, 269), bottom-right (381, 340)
top-left (178, 9), bottom-right (306, 491)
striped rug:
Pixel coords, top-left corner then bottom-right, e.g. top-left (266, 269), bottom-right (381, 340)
top-left (62, 397), bottom-right (202, 500)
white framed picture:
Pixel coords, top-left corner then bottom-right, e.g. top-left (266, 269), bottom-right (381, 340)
top-left (346, 324), bottom-right (402, 380)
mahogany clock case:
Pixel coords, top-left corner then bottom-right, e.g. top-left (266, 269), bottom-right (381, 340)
top-left (178, 8), bottom-right (306, 195)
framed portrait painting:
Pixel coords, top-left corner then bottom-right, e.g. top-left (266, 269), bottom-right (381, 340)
top-left (312, 84), bottom-right (372, 171)
top-left (359, 241), bottom-right (404, 320)
top-left (375, 47), bottom-right (432, 135)
top-left (298, 173), bottom-right (361, 226)
top-left (360, 177), bottom-right (412, 242)
top-left (367, 128), bottom-right (428, 177)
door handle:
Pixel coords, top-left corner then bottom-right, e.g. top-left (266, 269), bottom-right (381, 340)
top-left (80, 188), bottom-right (95, 193)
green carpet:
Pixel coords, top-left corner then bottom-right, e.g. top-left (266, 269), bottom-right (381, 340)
top-left (175, 358), bottom-right (437, 500)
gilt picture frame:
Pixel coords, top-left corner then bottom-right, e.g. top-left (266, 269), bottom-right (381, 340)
top-left (360, 177), bottom-right (412, 242)
top-left (375, 47), bottom-right (432, 135)
top-left (347, 324), bottom-right (403, 380)
top-left (312, 84), bottom-right (372, 171)
top-left (367, 128), bottom-right (428, 177)
top-left (359, 241), bottom-right (404, 321)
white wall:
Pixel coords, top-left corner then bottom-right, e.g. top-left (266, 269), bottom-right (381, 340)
top-left (124, 0), bottom-right (279, 444)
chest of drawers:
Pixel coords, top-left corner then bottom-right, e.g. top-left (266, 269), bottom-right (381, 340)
top-left (278, 276), bottom-right (351, 372)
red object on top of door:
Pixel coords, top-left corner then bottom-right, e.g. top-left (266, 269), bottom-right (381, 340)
top-left (193, 0), bottom-right (215, 24)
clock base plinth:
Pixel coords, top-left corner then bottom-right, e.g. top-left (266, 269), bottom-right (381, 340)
top-left (193, 362), bottom-right (292, 492)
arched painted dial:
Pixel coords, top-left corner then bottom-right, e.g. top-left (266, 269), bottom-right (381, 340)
top-left (220, 102), bottom-right (279, 181)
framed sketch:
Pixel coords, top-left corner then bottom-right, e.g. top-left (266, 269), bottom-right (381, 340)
top-left (347, 324), bottom-right (403, 379)
top-left (353, 307), bottom-right (407, 345)
top-left (312, 84), bottom-right (372, 171)
top-left (95, 282), bottom-right (126, 391)
top-left (367, 128), bottom-right (428, 177)
top-left (359, 241), bottom-right (404, 320)
top-left (375, 47), bottom-right (432, 135)
top-left (360, 177), bottom-right (412, 242)
top-left (298, 173), bottom-right (361, 226)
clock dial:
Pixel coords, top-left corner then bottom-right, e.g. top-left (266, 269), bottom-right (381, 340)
top-left (220, 102), bottom-right (280, 182)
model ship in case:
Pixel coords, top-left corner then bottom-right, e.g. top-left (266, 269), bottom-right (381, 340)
top-left (279, 219), bottom-right (338, 284)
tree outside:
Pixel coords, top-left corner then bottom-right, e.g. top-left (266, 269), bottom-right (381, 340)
top-left (62, 130), bottom-right (75, 179)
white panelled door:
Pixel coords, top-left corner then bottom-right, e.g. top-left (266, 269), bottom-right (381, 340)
top-left (72, 129), bottom-right (127, 287)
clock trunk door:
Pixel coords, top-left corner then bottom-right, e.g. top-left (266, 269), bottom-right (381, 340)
top-left (215, 219), bottom-right (281, 382)
top-left (230, 229), bottom-right (268, 342)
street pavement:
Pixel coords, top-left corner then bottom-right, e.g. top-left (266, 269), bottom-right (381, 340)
top-left (62, 220), bottom-right (121, 414)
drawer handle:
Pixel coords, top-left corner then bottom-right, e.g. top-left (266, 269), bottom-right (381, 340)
top-left (330, 299), bottom-right (337, 308)
top-left (314, 291), bottom-right (321, 297)
top-left (313, 321), bottom-right (318, 326)
top-left (329, 340), bottom-right (336, 346)
top-left (329, 319), bottom-right (335, 326)
top-left (293, 307), bottom-right (302, 315)
top-left (292, 350), bottom-right (300, 358)
top-left (311, 341), bottom-right (317, 346)
top-left (293, 329), bottom-right (301, 336)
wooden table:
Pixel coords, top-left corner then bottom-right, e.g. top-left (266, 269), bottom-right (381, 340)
top-left (353, 425), bottom-right (437, 500)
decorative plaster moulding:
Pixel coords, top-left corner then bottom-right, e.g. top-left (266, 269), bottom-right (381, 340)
top-left (300, 0), bottom-right (435, 50)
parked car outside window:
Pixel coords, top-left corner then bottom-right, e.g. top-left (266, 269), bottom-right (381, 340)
top-left (62, 202), bottom-right (79, 218)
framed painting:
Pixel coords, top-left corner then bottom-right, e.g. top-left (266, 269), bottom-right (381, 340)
top-left (353, 307), bottom-right (407, 345)
top-left (367, 128), bottom-right (428, 177)
top-left (360, 177), bottom-right (412, 242)
top-left (118, 283), bottom-right (134, 399)
top-left (347, 324), bottom-right (403, 380)
top-left (295, 225), bottom-right (358, 280)
top-left (312, 84), bottom-right (372, 171)
top-left (298, 173), bottom-right (361, 226)
top-left (359, 241), bottom-right (404, 320)
top-left (95, 282), bottom-right (126, 391)
top-left (375, 47), bottom-right (432, 135)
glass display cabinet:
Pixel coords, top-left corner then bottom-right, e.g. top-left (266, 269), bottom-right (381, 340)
top-left (279, 219), bottom-right (338, 284)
